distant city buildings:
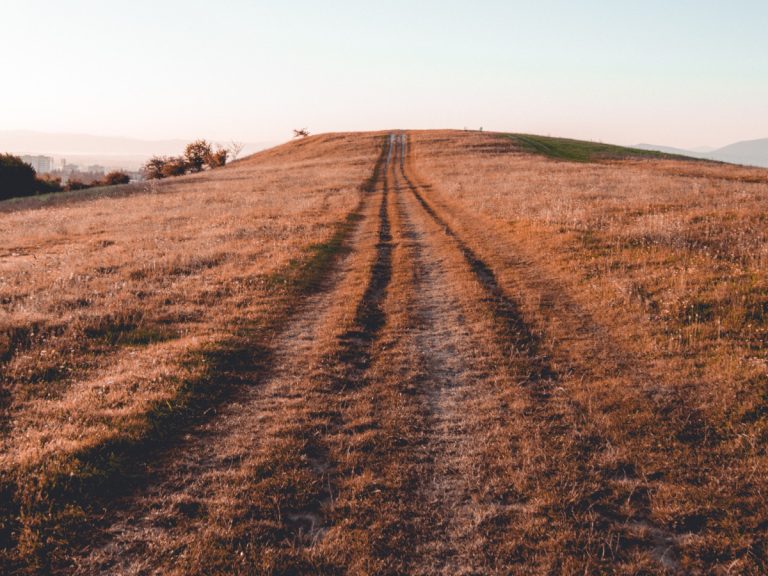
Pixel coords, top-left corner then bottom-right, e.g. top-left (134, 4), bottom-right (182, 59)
top-left (21, 155), bottom-right (53, 174)
top-left (8, 153), bottom-right (143, 183)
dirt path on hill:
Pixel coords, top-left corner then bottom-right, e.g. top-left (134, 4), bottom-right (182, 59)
top-left (393, 138), bottom-right (519, 574)
top-left (68, 133), bottom-right (685, 575)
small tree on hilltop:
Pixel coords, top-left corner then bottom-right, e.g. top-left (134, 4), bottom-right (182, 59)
top-left (184, 140), bottom-right (213, 173)
top-left (103, 171), bottom-right (131, 186)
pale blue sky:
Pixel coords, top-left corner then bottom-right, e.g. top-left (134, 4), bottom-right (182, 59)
top-left (2, 0), bottom-right (767, 148)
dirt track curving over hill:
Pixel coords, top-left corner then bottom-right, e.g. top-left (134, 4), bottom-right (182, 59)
top-left (2, 131), bottom-right (766, 574)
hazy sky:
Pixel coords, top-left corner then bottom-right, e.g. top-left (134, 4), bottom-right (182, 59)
top-left (3, 0), bottom-right (767, 148)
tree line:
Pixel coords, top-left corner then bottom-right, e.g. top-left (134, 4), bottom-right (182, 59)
top-left (0, 139), bottom-right (239, 202)
top-left (142, 140), bottom-right (236, 180)
top-left (0, 154), bottom-right (132, 202)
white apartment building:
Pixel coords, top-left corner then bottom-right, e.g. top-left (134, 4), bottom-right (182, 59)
top-left (21, 155), bottom-right (54, 174)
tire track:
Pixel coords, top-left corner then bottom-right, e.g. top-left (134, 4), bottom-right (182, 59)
top-left (313, 133), bottom-right (510, 573)
top-left (391, 135), bottom-right (517, 574)
top-left (334, 133), bottom-right (395, 380)
top-left (307, 134), bottom-right (423, 572)
top-left (279, 132), bottom-right (396, 552)
top-left (399, 133), bottom-right (556, 395)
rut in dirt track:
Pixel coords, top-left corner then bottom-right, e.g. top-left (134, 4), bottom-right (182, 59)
top-left (399, 135), bottom-right (556, 393)
top-left (335, 134), bottom-right (395, 376)
top-left (385, 134), bottom-right (525, 574)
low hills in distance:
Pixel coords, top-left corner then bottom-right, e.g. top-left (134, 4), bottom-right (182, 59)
top-left (636, 137), bottom-right (768, 167)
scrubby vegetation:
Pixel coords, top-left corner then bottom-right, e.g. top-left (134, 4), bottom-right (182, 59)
top-left (2, 138), bottom-right (234, 202)
top-left (143, 139), bottom-right (229, 180)
top-left (102, 171), bottom-right (131, 186)
top-left (0, 154), bottom-right (136, 201)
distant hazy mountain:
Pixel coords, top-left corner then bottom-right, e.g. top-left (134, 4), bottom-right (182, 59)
top-left (637, 138), bottom-right (768, 168)
top-left (635, 143), bottom-right (708, 158)
top-left (709, 138), bottom-right (768, 168)
top-left (0, 130), bottom-right (275, 171)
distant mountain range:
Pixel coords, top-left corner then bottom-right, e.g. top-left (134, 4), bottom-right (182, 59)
top-left (0, 130), bottom-right (276, 171)
top-left (636, 138), bottom-right (768, 168)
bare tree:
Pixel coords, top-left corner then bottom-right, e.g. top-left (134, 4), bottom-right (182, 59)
top-left (227, 141), bottom-right (245, 161)
top-left (293, 128), bottom-right (310, 138)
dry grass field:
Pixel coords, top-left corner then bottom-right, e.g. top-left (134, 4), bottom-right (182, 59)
top-left (0, 132), bottom-right (386, 572)
top-left (0, 129), bottom-right (766, 574)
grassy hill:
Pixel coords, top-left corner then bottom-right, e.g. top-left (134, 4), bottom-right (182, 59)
top-left (508, 133), bottom-right (705, 163)
top-left (1, 130), bottom-right (767, 574)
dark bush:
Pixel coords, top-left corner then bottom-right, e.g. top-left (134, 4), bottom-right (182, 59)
top-left (66, 179), bottom-right (92, 191)
top-left (207, 148), bottom-right (228, 168)
top-left (35, 175), bottom-right (63, 194)
top-left (103, 171), bottom-right (131, 186)
top-left (143, 156), bottom-right (168, 180)
top-left (160, 157), bottom-right (188, 178)
top-left (0, 154), bottom-right (37, 201)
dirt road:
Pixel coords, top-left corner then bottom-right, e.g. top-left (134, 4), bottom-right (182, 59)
top-left (68, 134), bottom-right (684, 574)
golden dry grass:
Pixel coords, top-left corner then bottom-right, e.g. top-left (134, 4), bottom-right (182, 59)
top-left (0, 132), bottom-right (386, 571)
top-left (1, 129), bottom-right (766, 575)
top-left (409, 130), bottom-right (768, 573)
